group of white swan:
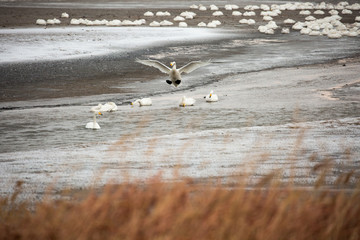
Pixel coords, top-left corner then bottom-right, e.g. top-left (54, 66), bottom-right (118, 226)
top-left (36, 2), bottom-right (360, 40)
top-left (85, 102), bottom-right (118, 129)
top-left (254, 2), bottom-right (360, 37)
top-left (36, 12), bottom-right (68, 25)
top-left (86, 89), bottom-right (218, 130)
top-left (86, 59), bottom-right (218, 130)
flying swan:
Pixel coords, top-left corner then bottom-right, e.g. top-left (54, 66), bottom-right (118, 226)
top-left (135, 59), bottom-right (211, 87)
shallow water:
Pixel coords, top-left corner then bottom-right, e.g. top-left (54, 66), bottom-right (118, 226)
top-left (1, 26), bottom-right (360, 102)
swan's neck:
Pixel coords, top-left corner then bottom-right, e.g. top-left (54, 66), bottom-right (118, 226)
top-left (93, 113), bottom-right (97, 125)
top-left (172, 64), bottom-right (176, 70)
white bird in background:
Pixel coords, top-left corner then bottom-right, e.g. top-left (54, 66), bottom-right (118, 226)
top-left (131, 98), bottom-right (152, 106)
top-left (205, 90), bottom-right (219, 102)
top-left (102, 102), bottom-right (118, 112)
top-left (86, 111), bottom-right (102, 130)
top-left (86, 102), bottom-right (117, 130)
top-left (135, 59), bottom-right (211, 87)
top-left (179, 96), bottom-right (196, 107)
top-left (91, 102), bottom-right (118, 112)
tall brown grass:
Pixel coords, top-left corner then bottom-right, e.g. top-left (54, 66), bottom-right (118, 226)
top-left (1, 176), bottom-right (359, 240)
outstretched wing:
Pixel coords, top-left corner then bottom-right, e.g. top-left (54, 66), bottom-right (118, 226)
top-left (178, 59), bottom-right (211, 74)
top-left (135, 59), bottom-right (171, 74)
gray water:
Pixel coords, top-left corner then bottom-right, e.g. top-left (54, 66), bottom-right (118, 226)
top-left (1, 30), bottom-right (360, 152)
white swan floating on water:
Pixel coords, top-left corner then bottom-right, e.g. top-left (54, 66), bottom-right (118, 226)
top-left (131, 98), bottom-right (152, 106)
top-left (179, 96), bottom-right (196, 107)
top-left (205, 90), bottom-right (219, 102)
top-left (90, 102), bottom-right (118, 112)
top-left (86, 111), bottom-right (102, 130)
top-left (85, 102), bottom-right (117, 129)
top-left (135, 59), bottom-right (211, 87)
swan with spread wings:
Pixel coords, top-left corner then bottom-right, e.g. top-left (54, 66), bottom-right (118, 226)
top-left (136, 59), bottom-right (211, 87)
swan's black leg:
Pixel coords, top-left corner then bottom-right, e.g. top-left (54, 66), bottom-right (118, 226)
top-left (175, 80), bottom-right (181, 85)
top-left (166, 80), bottom-right (172, 85)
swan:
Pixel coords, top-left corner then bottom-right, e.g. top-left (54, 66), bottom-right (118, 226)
top-left (179, 96), bottom-right (195, 107)
top-left (260, 4), bottom-right (270, 10)
top-left (149, 21), bottom-right (160, 27)
top-left (131, 98), bottom-right (152, 106)
top-left (102, 102), bottom-right (118, 112)
top-left (204, 90), bottom-right (219, 102)
top-left (86, 111), bottom-right (102, 130)
top-left (107, 20), bottom-right (122, 26)
top-left (224, 4), bottom-right (232, 11)
top-left (179, 22), bottom-right (188, 27)
top-left (342, 9), bottom-right (352, 14)
top-left (232, 11), bottom-right (242, 16)
top-left (243, 11), bottom-right (256, 16)
top-left (244, 5), bottom-right (260, 10)
top-left (299, 10), bottom-right (311, 15)
top-left (160, 20), bottom-right (174, 26)
top-left (46, 19), bottom-right (55, 25)
top-left (239, 19), bottom-right (249, 24)
top-left (281, 28), bottom-right (290, 34)
top-left (263, 16), bottom-right (273, 21)
top-left (53, 18), bottom-right (61, 24)
top-left (198, 22), bottom-right (207, 27)
top-left (199, 6), bottom-right (207, 11)
top-left (70, 19), bottom-right (80, 25)
top-left (212, 11), bottom-right (224, 16)
top-left (314, 10), bottom-right (325, 15)
top-left (210, 4), bottom-right (219, 11)
top-left (207, 22), bottom-right (217, 28)
top-left (135, 59), bottom-right (211, 87)
top-left (144, 11), bottom-right (154, 17)
top-left (36, 19), bottom-right (47, 25)
top-left (284, 18), bottom-right (296, 24)
top-left (305, 16), bottom-right (316, 21)
top-left (211, 20), bottom-right (221, 26)
top-left (180, 11), bottom-right (196, 18)
top-left (174, 16), bottom-right (185, 21)
top-left (91, 102), bottom-right (118, 112)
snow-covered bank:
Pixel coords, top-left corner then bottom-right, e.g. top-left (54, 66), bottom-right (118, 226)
top-left (0, 27), bottom-right (233, 63)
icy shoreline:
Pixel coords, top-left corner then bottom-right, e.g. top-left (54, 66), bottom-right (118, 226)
top-left (0, 27), bottom-right (234, 64)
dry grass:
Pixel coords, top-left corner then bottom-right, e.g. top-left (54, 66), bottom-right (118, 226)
top-left (1, 176), bottom-right (360, 240)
